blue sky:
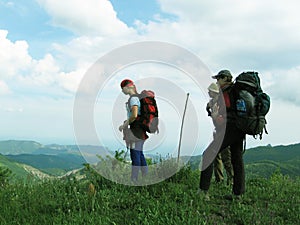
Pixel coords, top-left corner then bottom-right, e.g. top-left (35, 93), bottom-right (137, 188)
top-left (0, 0), bottom-right (177, 58)
top-left (0, 0), bottom-right (300, 156)
top-left (0, 0), bottom-right (74, 58)
top-left (110, 0), bottom-right (175, 26)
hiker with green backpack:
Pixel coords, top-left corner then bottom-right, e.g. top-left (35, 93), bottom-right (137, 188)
top-left (199, 70), bottom-right (270, 200)
top-left (119, 79), bottom-right (159, 183)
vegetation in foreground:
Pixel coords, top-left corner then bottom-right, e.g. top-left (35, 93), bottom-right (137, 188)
top-left (0, 164), bottom-right (299, 225)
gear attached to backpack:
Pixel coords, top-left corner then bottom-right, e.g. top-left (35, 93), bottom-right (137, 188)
top-left (230, 71), bottom-right (270, 139)
top-left (129, 90), bottom-right (159, 134)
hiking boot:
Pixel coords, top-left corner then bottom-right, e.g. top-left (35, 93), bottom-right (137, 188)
top-left (224, 194), bottom-right (242, 201)
top-left (197, 188), bottom-right (210, 201)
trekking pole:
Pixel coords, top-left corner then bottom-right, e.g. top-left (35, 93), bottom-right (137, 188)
top-left (177, 93), bottom-right (190, 163)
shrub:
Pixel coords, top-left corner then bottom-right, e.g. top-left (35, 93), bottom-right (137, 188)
top-left (0, 166), bottom-right (12, 187)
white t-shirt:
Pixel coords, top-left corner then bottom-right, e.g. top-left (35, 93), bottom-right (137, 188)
top-left (127, 96), bottom-right (141, 118)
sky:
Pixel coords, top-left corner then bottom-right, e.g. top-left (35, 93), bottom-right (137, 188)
top-left (0, 0), bottom-right (300, 156)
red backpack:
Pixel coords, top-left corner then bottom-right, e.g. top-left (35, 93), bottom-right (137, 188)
top-left (129, 90), bottom-right (159, 133)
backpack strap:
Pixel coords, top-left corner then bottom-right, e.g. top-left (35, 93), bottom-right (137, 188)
top-left (224, 83), bottom-right (237, 113)
top-left (127, 94), bottom-right (140, 111)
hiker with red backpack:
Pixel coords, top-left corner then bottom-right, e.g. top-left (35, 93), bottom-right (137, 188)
top-left (119, 79), bottom-right (159, 183)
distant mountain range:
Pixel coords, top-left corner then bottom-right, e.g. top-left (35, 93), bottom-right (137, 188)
top-left (0, 140), bottom-right (111, 176)
top-left (0, 140), bottom-right (42, 155)
top-left (0, 140), bottom-right (299, 179)
top-left (243, 143), bottom-right (300, 178)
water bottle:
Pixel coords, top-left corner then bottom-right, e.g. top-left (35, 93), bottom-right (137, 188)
top-left (236, 99), bottom-right (246, 116)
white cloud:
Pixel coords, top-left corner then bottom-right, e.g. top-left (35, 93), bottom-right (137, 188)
top-left (3, 107), bottom-right (23, 113)
top-left (0, 80), bottom-right (11, 95)
top-left (267, 67), bottom-right (300, 105)
top-left (3, 0), bottom-right (299, 99)
top-left (246, 98), bottom-right (300, 147)
top-left (28, 54), bottom-right (59, 85)
top-left (58, 68), bottom-right (87, 93)
top-left (148, 0), bottom-right (300, 70)
top-left (18, 53), bottom-right (89, 96)
top-left (1, 0), bottom-right (300, 146)
top-left (0, 30), bottom-right (32, 78)
top-left (131, 1), bottom-right (300, 99)
top-left (36, 0), bottom-right (136, 37)
top-left (52, 36), bottom-right (136, 68)
top-left (0, 29), bottom-right (87, 96)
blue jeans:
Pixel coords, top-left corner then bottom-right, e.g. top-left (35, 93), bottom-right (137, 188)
top-left (130, 140), bottom-right (148, 181)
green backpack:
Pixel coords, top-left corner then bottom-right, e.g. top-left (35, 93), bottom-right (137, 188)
top-left (231, 71), bottom-right (270, 139)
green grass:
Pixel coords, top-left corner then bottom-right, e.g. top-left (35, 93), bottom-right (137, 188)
top-left (246, 159), bottom-right (300, 179)
top-left (0, 167), bottom-right (299, 225)
top-left (0, 154), bottom-right (29, 179)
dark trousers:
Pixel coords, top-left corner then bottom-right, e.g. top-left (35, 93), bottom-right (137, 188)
top-left (200, 123), bottom-right (245, 195)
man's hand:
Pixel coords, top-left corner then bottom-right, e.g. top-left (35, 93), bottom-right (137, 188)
top-left (119, 120), bottom-right (129, 132)
top-left (211, 104), bottom-right (219, 118)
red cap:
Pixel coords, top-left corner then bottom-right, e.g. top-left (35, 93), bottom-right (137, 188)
top-left (120, 79), bottom-right (134, 88)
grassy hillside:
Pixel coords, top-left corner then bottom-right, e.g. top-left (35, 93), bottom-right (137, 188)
top-left (0, 167), bottom-right (299, 225)
top-left (246, 159), bottom-right (300, 178)
top-left (0, 154), bottom-right (30, 179)
top-left (244, 143), bottom-right (300, 178)
top-left (0, 143), bottom-right (299, 224)
top-left (6, 154), bottom-right (87, 176)
top-left (243, 143), bottom-right (300, 163)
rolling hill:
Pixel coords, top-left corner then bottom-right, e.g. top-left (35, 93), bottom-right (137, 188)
top-left (188, 143), bottom-right (300, 178)
top-left (0, 140), bottom-right (42, 155)
top-left (0, 154), bottom-right (29, 178)
top-left (0, 140), bottom-right (299, 179)
top-left (243, 143), bottom-right (300, 163)
top-left (0, 154), bottom-right (51, 180)
top-left (6, 154), bottom-right (87, 175)
top-left (0, 140), bottom-right (108, 176)
top-left (243, 143), bottom-right (300, 178)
